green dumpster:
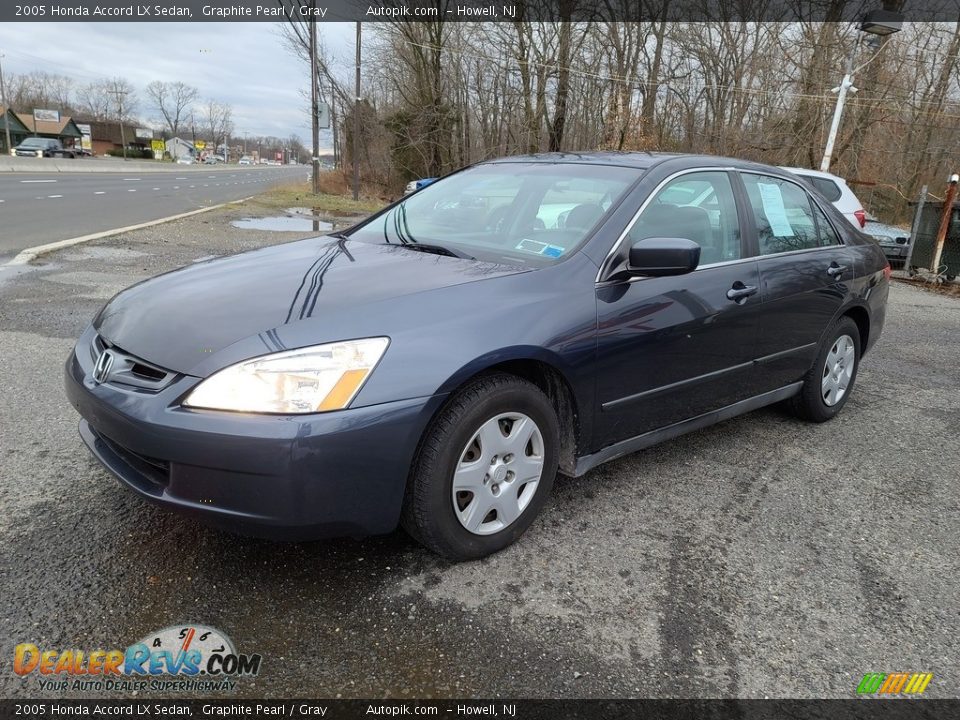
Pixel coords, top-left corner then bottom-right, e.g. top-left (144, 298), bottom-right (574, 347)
top-left (908, 199), bottom-right (960, 279)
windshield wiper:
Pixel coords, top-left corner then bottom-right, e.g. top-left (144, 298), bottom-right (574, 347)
top-left (398, 243), bottom-right (475, 260)
top-left (327, 231), bottom-right (350, 240)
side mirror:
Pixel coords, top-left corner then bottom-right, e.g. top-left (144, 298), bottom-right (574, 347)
top-left (628, 237), bottom-right (701, 277)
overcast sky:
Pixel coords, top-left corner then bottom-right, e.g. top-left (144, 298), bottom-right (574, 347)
top-left (0, 23), bottom-right (355, 147)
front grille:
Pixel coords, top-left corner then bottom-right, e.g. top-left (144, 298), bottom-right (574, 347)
top-left (91, 335), bottom-right (177, 391)
top-left (99, 433), bottom-right (170, 487)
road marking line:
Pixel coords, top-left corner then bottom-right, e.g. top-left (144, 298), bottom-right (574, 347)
top-left (94, 191), bottom-right (106, 195)
top-left (5, 196), bottom-right (255, 266)
top-left (173, 186), bottom-right (180, 189)
top-left (176, 177), bottom-right (187, 180)
top-left (21, 179), bottom-right (56, 183)
top-left (123, 178), bottom-right (141, 181)
top-left (47, 194), bottom-right (63, 198)
top-left (128, 189), bottom-right (137, 192)
top-left (152, 187), bottom-right (160, 190)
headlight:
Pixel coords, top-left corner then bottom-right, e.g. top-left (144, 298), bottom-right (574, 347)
top-left (183, 337), bottom-right (389, 414)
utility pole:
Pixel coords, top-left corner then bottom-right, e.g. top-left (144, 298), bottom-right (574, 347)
top-left (309, 11), bottom-right (320, 195)
top-left (353, 22), bottom-right (361, 201)
top-left (930, 174), bottom-right (959, 274)
top-left (0, 51), bottom-right (11, 155)
top-left (111, 85), bottom-right (129, 161)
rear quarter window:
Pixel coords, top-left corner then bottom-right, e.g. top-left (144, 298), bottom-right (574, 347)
top-left (805, 177), bottom-right (843, 202)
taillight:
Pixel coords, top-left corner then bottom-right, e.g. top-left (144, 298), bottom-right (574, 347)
top-left (854, 209), bottom-right (866, 228)
top-left (883, 263), bottom-right (892, 281)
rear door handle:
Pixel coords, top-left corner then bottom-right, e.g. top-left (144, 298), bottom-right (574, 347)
top-left (726, 282), bottom-right (758, 303)
top-left (827, 263), bottom-right (848, 277)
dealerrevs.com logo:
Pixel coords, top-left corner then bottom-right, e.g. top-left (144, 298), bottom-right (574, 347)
top-left (856, 672), bottom-right (934, 696)
top-left (14, 624), bottom-right (261, 692)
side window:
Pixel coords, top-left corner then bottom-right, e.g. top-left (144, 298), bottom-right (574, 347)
top-left (810, 200), bottom-right (842, 246)
top-left (629, 171), bottom-right (741, 264)
top-left (808, 177), bottom-right (843, 202)
top-left (742, 174), bottom-right (819, 255)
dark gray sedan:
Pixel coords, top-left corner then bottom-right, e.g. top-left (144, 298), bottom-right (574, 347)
top-left (66, 152), bottom-right (890, 560)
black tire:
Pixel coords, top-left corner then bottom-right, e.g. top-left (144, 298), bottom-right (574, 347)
top-left (401, 373), bottom-right (559, 560)
top-left (787, 316), bottom-right (861, 423)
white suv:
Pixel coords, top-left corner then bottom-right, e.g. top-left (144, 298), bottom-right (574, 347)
top-left (780, 167), bottom-right (866, 230)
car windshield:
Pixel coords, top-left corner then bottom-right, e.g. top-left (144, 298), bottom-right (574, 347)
top-left (19, 139), bottom-right (48, 148)
top-left (347, 162), bottom-right (642, 266)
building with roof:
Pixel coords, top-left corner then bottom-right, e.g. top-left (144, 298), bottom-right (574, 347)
top-left (15, 111), bottom-right (83, 150)
top-left (0, 106), bottom-right (31, 153)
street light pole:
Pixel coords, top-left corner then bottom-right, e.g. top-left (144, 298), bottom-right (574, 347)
top-left (819, 10), bottom-right (903, 173)
top-left (819, 41), bottom-right (859, 173)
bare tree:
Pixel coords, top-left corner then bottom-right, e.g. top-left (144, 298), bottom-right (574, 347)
top-left (203, 99), bottom-right (233, 150)
top-left (146, 80), bottom-right (198, 138)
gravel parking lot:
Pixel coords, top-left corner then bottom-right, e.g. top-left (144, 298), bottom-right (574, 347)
top-left (1, 204), bottom-right (958, 699)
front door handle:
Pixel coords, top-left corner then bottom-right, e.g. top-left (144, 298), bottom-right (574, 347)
top-left (726, 282), bottom-right (758, 303)
top-left (827, 263), bottom-right (848, 277)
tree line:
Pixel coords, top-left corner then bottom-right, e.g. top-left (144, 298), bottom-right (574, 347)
top-left (300, 16), bottom-right (960, 220)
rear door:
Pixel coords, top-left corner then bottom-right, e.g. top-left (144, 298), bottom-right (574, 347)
top-left (594, 170), bottom-right (762, 445)
top-left (737, 171), bottom-right (857, 392)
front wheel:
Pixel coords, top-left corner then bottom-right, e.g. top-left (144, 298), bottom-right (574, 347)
top-left (787, 316), bottom-right (861, 423)
top-left (401, 373), bottom-right (559, 560)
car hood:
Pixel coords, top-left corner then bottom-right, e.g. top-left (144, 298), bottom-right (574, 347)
top-left (94, 237), bottom-right (525, 375)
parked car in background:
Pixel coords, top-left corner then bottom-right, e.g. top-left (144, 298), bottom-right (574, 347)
top-left (864, 216), bottom-right (911, 267)
top-left (12, 138), bottom-right (76, 158)
top-left (204, 155), bottom-right (225, 165)
top-left (404, 177), bottom-right (439, 195)
top-left (781, 167), bottom-right (866, 229)
top-left (175, 155), bottom-right (195, 165)
top-left (238, 156), bottom-right (253, 166)
top-left (66, 152), bottom-right (890, 560)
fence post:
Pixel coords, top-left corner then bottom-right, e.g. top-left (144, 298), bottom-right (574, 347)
top-left (903, 185), bottom-right (926, 274)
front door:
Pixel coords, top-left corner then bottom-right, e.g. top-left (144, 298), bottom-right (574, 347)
top-left (594, 170), bottom-right (762, 446)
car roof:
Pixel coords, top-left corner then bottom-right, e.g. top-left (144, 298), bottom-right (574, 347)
top-left (779, 166), bottom-right (849, 184)
top-left (483, 151), bottom-right (798, 175)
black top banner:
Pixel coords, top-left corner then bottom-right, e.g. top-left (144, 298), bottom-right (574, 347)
top-left (3, 0), bottom-right (960, 23)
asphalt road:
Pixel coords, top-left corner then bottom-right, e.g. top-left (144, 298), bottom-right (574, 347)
top-left (1, 206), bottom-right (958, 700)
top-left (0, 166), bottom-right (305, 260)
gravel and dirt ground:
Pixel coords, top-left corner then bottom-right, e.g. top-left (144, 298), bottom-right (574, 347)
top-left (1, 201), bottom-right (958, 699)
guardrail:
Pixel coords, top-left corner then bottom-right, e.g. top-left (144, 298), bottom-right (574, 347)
top-left (0, 157), bottom-right (290, 173)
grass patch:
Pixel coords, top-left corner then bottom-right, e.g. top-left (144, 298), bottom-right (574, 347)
top-left (249, 178), bottom-right (386, 218)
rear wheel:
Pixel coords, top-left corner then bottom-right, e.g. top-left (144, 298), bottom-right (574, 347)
top-left (401, 373), bottom-right (559, 560)
top-left (787, 316), bottom-right (861, 422)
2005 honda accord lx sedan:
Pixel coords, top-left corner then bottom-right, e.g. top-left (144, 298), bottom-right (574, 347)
top-left (66, 152), bottom-right (890, 560)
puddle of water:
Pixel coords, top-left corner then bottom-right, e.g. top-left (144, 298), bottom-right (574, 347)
top-left (231, 216), bottom-right (333, 232)
top-left (231, 205), bottom-right (341, 233)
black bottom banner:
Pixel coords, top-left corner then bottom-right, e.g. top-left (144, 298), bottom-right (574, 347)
top-left (1, 700), bottom-right (959, 720)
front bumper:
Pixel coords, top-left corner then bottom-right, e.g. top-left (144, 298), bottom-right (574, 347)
top-left (64, 327), bottom-right (443, 540)
top-left (879, 244), bottom-right (909, 262)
